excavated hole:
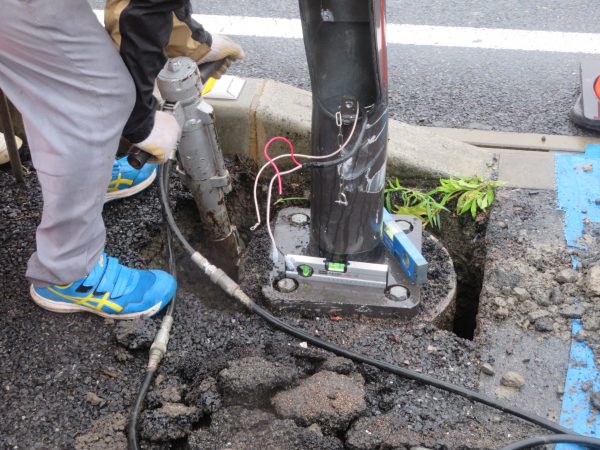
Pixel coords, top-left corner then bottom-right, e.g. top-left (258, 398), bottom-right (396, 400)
top-left (132, 159), bottom-right (512, 449)
top-left (156, 160), bottom-right (487, 340)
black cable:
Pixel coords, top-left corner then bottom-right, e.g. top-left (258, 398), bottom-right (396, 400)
top-left (127, 164), bottom-right (179, 450)
top-left (500, 434), bottom-right (600, 450)
top-left (128, 369), bottom-right (155, 450)
top-left (159, 162), bottom-right (195, 255)
top-left (155, 163), bottom-right (593, 439)
top-left (303, 115), bottom-right (369, 169)
top-left (160, 164), bottom-right (178, 316)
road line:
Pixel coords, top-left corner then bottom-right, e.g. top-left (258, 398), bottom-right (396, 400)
top-left (93, 10), bottom-right (600, 54)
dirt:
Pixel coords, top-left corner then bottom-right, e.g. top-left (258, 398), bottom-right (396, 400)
top-left (477, 189), bottom-right (600, 360)
top-left (0, 161), bottom-right (547, 449)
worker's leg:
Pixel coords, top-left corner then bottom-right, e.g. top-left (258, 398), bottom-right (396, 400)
top-left (0, 0), bottom-right (136, 286)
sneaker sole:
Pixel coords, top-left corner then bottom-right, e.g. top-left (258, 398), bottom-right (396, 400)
top-left (30, 285), bottom-right (162, 320)
top-left (104, 169), bottom-right (157, 203)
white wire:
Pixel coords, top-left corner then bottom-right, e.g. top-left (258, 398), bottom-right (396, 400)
top-left (265, 165), bottom-right (304, 262)
top-left (250, 103), bottom-right (360, 231)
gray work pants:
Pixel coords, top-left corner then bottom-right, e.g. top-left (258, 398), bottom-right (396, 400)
top-left (0, 0), bottom-right (136, 286)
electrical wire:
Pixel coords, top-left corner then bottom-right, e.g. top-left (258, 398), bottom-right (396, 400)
top-left (499, 434), bottom-right (600, 450)
top-left (262, 114), bottom-right (368, 260)
top-left (265, 164), bottom-right (304, 260)
top-left (127, 164), bottom-right (178, 450)
top-left (157, 160), bottom-right (596, 440)
top-left (262, 136), bottom-right (301, 195)
top-left (250, 103), bottom-right (361, 231)
top-left (302, 116), bottom-right (368, 169)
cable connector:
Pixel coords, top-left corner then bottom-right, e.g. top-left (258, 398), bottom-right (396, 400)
top-left (147, 315), bottom-right (174, 371)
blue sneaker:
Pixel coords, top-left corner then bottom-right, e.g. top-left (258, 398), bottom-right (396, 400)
top-left (105, 156), bottom-right (157, 202)
top-left (30, 253), bottom-right (176, 319)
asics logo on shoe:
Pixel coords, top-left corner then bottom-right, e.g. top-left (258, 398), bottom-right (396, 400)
top-left (47, 285), bottom-right (123, 313)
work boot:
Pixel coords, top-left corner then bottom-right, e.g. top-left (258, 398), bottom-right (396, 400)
top-left (198, 34), bottom-right (245, 81)
top-left (30, 253), bottom-right (176, 319)
top-left (105, 155), bottom-right (157, 203)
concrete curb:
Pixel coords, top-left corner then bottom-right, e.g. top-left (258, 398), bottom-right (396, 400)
top-left (209, 79), bottom-right (498, 182)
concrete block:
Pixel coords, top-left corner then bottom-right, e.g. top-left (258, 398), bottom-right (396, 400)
top-left (207, 78), bottom-right (266, 160)
top-left (497, 149), bottom-right (555, 190)
top-left (387, 121), bottom-right (497, 180)
top-left (254, 80), bottom-right (313, 166)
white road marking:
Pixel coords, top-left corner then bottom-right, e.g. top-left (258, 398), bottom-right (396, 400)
top-left (93, 10), bottom-right (600, 54)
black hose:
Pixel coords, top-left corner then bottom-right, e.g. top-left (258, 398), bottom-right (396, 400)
top-left (303, 115), bottom-right (369, 169)
top-left (127, 164), bottom-right (179, 450)
top-left (155, 163), bottom-right (596, 439)
top-left (499, 434), bottom-right (600, 450)
top-left (128, 369), bottom-right (155, 450)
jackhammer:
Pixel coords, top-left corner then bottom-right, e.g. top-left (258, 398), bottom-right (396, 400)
top-left (129, 57), bottom-right (244, 263)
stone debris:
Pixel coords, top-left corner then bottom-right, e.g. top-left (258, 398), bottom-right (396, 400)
top-left (85, 392), bottom-right (105, 407)
top-left (584, 265), bottom-right (600, 297)
top-left (555, 268), bottom-right (579, 284)
top-left (113, 318), bottom-right (158, 350)
top-left (74, 414), bottom-right (127, 450)
top-left (500, 371), bottom-right (525, 389)
top-left (481, 363), bottom-right (495, 376)
top-left (185, 376), bottom-right (222, 416)
top-left (528, 309), bottom-right (550, 322)
top-left (187, 406), bottom-right (344, 450)
top-left (272, 371), bottom-right (366, 433)
top-left (559, 304), bottom-right (586, 319)
top-left (140, 402), bottom-right (201, 441)
top-left (548, 286), bottom-right (563, 305)
top-left (218, 356), bottom-right (297, 404)
top-left (534, 317), bottom-right (554, 332)
top-left (512, 287), bottom-right (529, 301)
top-left (591, 391), bottom-right (600, 411)
top-left (321, 356), bottom-right (356, 375)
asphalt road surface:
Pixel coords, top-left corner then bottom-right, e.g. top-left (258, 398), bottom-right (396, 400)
top-left (89, 0), bottom-right (600, 137)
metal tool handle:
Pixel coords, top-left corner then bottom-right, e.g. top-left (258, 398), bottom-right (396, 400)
top-left (127, 146), bottom-right (152, 170)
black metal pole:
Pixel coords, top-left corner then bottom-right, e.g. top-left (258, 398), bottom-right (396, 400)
top-left (0, 90), bottom-right (24, 183)
top-left (299, 0), bottom-right (388, 262)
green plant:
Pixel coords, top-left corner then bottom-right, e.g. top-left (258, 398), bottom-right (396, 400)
top-left (384, 176), bottom-right (503, 228)
top-left (384, 179), bottom-right (447, 228)
top-left (273, 196), bottom-right (308, 206)
top-left (435, 176), bottom-right (504, 219)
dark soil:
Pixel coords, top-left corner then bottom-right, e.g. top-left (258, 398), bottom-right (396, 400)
top-left (0, 160), bottom-right (545, 449)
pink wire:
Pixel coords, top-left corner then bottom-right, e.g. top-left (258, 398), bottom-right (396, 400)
top-left (263, 136), bottom-right (301, 195)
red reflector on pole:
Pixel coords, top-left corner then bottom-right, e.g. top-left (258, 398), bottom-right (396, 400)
top-left (594, 75), bottom-right (600, 100)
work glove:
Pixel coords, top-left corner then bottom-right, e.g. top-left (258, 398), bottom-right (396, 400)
top-left (198, 34), bottom-right (245, 79)
top-left (133, 111), bottom-right (181, 164)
